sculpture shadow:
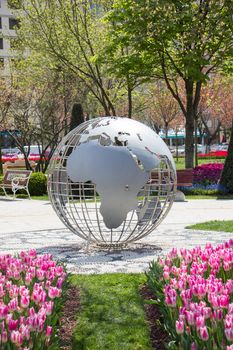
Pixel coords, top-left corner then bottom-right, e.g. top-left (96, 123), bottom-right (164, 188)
top-left (36, 242), bottom-right (162, 270)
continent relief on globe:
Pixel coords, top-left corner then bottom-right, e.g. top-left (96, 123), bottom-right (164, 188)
top-left (67, 139), bottom-right (150, 229)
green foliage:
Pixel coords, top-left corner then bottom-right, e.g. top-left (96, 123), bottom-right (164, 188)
top-left (108, 0), bottom-right (233, 81)
top-left (28, 172), bottom-right (47, 196)
top-left (70, 273), bottom-right (153, 350)
top-left (186, 220), bottom-right (233, 232)
top-left (16, 0), bottom-right (121, 116)
top-left (180, 188), bottom-right (223, 196)
top-left (107, 0), bottom-right (233, 167)
top-left (7, 0), bottom-right (22, 9)
top-left (145, 261), bottom-right (178, 346)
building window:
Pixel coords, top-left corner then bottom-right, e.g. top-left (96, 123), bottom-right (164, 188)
top-left (0, 17), bottom-right (2, 29)
top-left (9, 18), bottom-right (20, 30)
top-left (0, 38), bottom-right (3, 50)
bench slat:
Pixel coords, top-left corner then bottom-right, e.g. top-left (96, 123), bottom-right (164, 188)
top-left (0, 170), bottom-right (32, 199)
top-left (177, 169), bottom-right (193, 187)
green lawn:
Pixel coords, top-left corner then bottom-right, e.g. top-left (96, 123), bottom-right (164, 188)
top-left (186, 220), bottom-right (233, 232)
top-left (69, 273), bottom-right (153, 350)
top-left (186, 194), bottom-right (233, 200)
top-left (0, 193), bottom-right (49, 200)
top-left (6, 193), bottom-right (233, 201)
top-left (174, 157), bottom-right (225, 170)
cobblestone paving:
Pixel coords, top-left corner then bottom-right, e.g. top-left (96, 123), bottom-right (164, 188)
top-left (0, 226), bottom-right (231, 274)
top-left (0, 197), bottom-right (232, 274)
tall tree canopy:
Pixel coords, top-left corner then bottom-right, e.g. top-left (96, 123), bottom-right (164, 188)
top-left (107, 0), bottom-right (233, 167)
top-left (17, 0), bottom-right (120, 116)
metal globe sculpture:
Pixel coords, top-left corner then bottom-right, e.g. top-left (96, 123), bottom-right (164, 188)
top-left (48, 117), bottom-right (176, 246)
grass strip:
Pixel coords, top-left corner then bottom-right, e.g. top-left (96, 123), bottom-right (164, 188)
top-left (186, 220), bottom-right (233, 232)
top-left (174, 157), bottom-right (225, 170)
top-left (69, 273), bottom-right (153, 350)
top-left (186, 195), bottom-right (233, 200)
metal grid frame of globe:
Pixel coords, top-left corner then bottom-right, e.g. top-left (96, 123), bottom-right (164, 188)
top-left (48, 118), bottom-right (177, 246)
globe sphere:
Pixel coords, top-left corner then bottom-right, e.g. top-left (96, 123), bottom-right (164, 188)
top-left (48, 117), bottom-right (177, 246)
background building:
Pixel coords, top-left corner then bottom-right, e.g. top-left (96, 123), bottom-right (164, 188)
top-left (0, 0), bottom-right (20, 75)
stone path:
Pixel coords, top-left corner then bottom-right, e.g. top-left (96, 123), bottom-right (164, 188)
top-left (0, 197), bottom-right (232, 274)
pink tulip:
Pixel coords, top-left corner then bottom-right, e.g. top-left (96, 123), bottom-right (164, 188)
top-left (2, 330), bottom-right (7, 343)
top-left (176, 320), bottom-right (184, 334)
top-left (11, 330), bottom-right (23, 346)
top-left (0, 305), bottom-right (8, 320)
top-left (55, 266), bottom-right (64, 276)
top-left (19, 324), bottom-right (30, 340)
top-left (228, 303), bottom-right (233, 314)
top-left (48, 287), bottom-right (61, 299)
top-left (13, 270), bottom-right (21, 280)
top-left (44, 301), bottom-right (54, 316)
top-left (8, 318), bottom-right (19, 331)
top-left (56, 277), bottom-right (65, 289)
top-left (0, 250), bottom-right (66, 348)
top-left (25, 273), bottom-right (33, 286)
top-left (8, 297), bottom-right (18, 312)
top-left (199, 326), bottom-right (209, 341)
top-left (186, 311), bottom-right (195, 326)
top-left (36, 269), bottom-right (45, 281)
top-left (202, 307), bottom-right (211, 319)
top-left (196, 316), bottom-right (205, 330)
top-left (219, 294), bottom-right (229, 308)
top-left (0, 284), bottom-right (6, 298)
top-left (225, 328), bottom-right (233, 341)
top-left (20, 295), bottom-right (30, 308)
top-left (45, 325), bottom-right (53, 338)
top-left (28, 249), bottom-right (37, 258)
top-left (180, 248), bottom-right (187, 258)
top-left (163, 271), bottom-right (170, 280)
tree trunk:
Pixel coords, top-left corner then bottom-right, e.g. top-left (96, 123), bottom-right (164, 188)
top-left (194, 116), bottom-right (198, 167)
top-left (69, 103), bottom-right (84, 132)
top-left (185, 80), bottom-right (195, 168)
top-left (0, 148), bottom-right (3, 175)
top-left (24, 157), bottom-right (33, 171)
top-left (0, 135), bottom-right (3, 175)
top-left (219, 119), bottom-right (233, 193)
top-left (127, 86), bottom-right (132, 118)
top-left (185, 118), bottom-right (194, 168)
top-left (165, 122), bottom-right (169, 146)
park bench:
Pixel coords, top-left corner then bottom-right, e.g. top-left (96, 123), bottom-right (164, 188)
top-left (149, 168), bottom-right (193, 201)
top-left (176, 168), bottom-right (193, 201)
top-left (0, 170), bottom-right (32, 199)
top-left (3, 159), bottom-right (36, 174)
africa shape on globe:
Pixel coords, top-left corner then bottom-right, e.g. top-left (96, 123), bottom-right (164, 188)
top-left (66, 117), bottom-right (175, 230)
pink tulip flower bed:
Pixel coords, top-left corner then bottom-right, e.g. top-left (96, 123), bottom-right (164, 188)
top-left (0, 249), bottom-right (67, 349)
top-left (147, 240), bottom-right (233, 350)
top-left (193, 163), bottom-right (224, 185)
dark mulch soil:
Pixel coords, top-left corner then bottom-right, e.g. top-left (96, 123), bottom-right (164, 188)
top-left (58, 283), bottom-right (169, 350)
top-left (58, 285), bottom-right (80, 350)
top-left (140, 285), bottom-right (170, 350)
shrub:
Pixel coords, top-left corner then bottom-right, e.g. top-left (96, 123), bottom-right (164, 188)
top-left (146, 240), bottom-right (233, 349)
top-left (28, 172), bottom-right (47, 196)
top-left (178, 183), bottom-right (229, 196)
top-left (193, 163), bottom-right (224, 186)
